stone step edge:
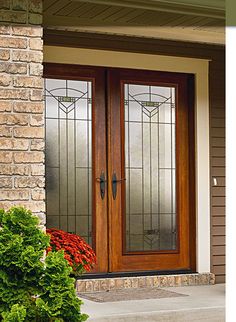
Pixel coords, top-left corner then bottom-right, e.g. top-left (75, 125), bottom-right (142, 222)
top-left (76, 272), bottom-right (215, 293)
top-left (88, 307), bottom-right (225, 322)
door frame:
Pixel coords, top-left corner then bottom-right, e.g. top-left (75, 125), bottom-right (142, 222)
top-left (43, 56), bottom-right (210, 274)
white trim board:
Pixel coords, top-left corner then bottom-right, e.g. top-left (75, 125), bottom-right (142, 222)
top-left (44, 45), bottom-right (211, 273)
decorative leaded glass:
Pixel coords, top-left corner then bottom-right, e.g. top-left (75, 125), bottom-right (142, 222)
top-left (45, 79), bottom-right (92, 245)
top-left (124, 84), bottom-right (176, 252)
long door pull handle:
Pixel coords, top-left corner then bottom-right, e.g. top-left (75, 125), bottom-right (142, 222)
top-left (96, 172), bottom-right (106, 200)
top-left (112, 172), bottom-right (126, 200)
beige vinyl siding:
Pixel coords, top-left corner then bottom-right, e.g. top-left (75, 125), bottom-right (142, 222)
top-left (209, 56), bottom-right (225, 283)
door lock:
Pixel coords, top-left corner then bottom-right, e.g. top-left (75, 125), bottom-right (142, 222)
top-left (96, 172), bottom-right (106, 200)
top-left (112, 172), bottom-right (126, 200)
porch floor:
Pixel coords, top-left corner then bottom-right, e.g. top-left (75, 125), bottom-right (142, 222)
top-left (80, 284), bottom-right (225, 321)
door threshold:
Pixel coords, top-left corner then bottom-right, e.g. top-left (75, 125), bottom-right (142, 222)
top-left (76, 272), bottom-right (215, 293)
top-left (78, 269), bottom-right (195, 279)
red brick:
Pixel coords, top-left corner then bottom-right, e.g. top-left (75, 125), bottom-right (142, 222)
top-left (30, 89), bottom-right (43, 101)
top-left (30, 114), bottom-right (43, 126)
top-left (3, 62), bottom-right (28, 74)
top-left (0, 49), bottom-right (10, 61)
top-left (14, 151), bottom-right (44, 163)
top-left (0, 11), bottom-right (27, 24)
top-left (31, 164), bottom-right (44, 175)
top-left (28, 13), bottom-right (42, 25)
top-left (0, 138), bottom-right (29, 150)
top-left (29, 0), bottom-right (42, 13)
top-left (29, 63), bottom-right (43, 76)
top-left (12, 26), bottom-right (42, 37)
top-left (0, 3), bottom-right (10, 11)
top-left (0, 114), bottom-right (29, 125)
top-left (0, 164), bottom-right (30, 175)
top-left (29, 51), bottom-right (43, 63)
top-left (31, 139), bottom-right (44, 151)
top-left (0, 127), bottom-right (12, 137)
top-left (29, 38), bottom-right (43, 51)
top-left (12, 0), bottom-right (28, 11)
top-left (0, 177), bottom-right (12, 188)
top-left (13, 76), bottom-right (43, 88)
top-left (0, 190), bottom-right (29, 200)
top-left (15, 176), bottom-right (44, 188)
top-left (0, 37), bottom-right (27, 49)
top-left (14, 126), bottom-right (44, 138)
top-left (0, 101), bottom-right (12, 112)
top-left (0, 89), bottom-right (29, 100)
top-left (0, 75), bottom-right (11, 86)
top-left (31, 188), bottom-right (45, 200)
top-left (14, 101), bottom-right (44, 113)
top-left (0, 151), bottom-right (12, 163)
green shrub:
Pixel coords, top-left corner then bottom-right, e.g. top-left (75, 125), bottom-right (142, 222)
top-left (0, 207), bottom-right (88, 322)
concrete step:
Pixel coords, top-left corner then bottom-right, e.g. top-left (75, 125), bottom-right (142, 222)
top-left (81, 284), bottom-right (225, 322)
top-left (88, 307), bottom-right (225, 321)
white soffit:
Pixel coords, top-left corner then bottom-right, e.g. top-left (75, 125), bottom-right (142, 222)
top-left (43, 0), bottom-right (225, 44)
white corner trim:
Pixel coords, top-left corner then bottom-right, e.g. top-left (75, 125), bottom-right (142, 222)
top-left (44, 46), bottom-right (211, 273)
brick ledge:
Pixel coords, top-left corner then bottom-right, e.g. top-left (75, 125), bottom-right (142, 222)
top-left (76, 273), bottom-right (215, 293)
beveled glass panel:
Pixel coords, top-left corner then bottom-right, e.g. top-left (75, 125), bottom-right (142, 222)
top-left (45, 78), bottom-right (92, 244)
top-left (125, 83), bottom-right (176, 252)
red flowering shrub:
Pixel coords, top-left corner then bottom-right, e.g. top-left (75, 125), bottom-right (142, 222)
top-left (46, 228), bottom-right (96, 276)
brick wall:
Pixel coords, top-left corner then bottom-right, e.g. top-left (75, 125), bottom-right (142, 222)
top-left (0, 1), bottom-right (44, 225)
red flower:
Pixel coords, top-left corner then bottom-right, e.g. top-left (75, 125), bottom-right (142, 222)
top-left (46, 228), bottom-right (96, 276)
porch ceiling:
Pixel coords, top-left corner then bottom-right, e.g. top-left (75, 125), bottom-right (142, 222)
top-left (43, 0), bottom-right (225, 45)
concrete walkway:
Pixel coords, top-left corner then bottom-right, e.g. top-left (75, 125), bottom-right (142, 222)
top-left (80, 284), bottom-right (225, 321)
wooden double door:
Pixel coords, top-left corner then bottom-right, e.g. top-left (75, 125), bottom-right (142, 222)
top-left (44, 63), bottom-right (196, 274)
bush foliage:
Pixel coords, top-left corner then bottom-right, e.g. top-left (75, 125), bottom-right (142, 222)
top-left (0, 207), bottom-right (88, 322)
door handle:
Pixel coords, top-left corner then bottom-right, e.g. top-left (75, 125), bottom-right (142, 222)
top-left (96, 172), bottom-right (106, 200)
top-left (112, 172), bottom-right (126, 200)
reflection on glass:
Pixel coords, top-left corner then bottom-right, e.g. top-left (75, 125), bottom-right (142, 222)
top-left (125, 84), bottom-right (176, 252)
top-left (45, 79), bottom-right (92, 245)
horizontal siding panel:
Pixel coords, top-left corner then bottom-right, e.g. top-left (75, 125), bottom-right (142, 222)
top-left (213, 265), bottom-right (225, 275)
top-left (212, 186), bottom-right (225, 197)
top-left (212, 196), bottom-right (225, 206)
top-left (211, 108), bottom-right (225, 118)
top-left (212, 255), bottom-right (225, 266)
top-left (210, 53), bottom-right (225, 283)
top-left (212, 245), bottom-right (225, 256)
top-left (211, 128), bottom-right (225, 138)
top-left (211, 147), bottom-right (225, 157)
top-left (215, 275), bottom-right (225, 283)
top-left (210, 76), bottom-right (225, 85)
top-left (211, 157), bottom-right (225, 167)
top-left (212, 235), bottom-right (225, 246)
top-left (211, 96), bottom-right (225, 104)
top-left (211, 167), bottom-right (225, 176)
top-left (211, 118), bottom-right (225, 128)
top-left (212, 206), bottom-right (225, 216)
top-left (211, 176), bottom-right (225, 186)
top-left (212, 226), bottom-right (225, 236)
top-left (212, 216), bottom-right (225, 226)
top-left (211, 137), bottom-right (225, 147)
top-left (210, 91), bottom-right (225, 101)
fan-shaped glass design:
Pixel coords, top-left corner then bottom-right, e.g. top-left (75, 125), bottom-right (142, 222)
top-left (45, 78), bottom-right (92, 245)
top-left (124, 84), bottom-right (176, 252)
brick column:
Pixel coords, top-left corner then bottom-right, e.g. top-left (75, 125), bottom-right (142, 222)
top-left (0, 1), bottom-right (44, 225)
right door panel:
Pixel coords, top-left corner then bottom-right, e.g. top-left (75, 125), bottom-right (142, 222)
top-left (108, 68), bottom-right (196, 272)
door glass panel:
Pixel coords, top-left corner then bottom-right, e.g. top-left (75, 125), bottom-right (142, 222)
top-left (45, 79), bottom-right (93, 245)
top-left (124, 84), bottom-right (176, 252)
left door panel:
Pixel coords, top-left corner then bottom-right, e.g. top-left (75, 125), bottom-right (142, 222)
top-left (44, 63), bottom-right (108, 273)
